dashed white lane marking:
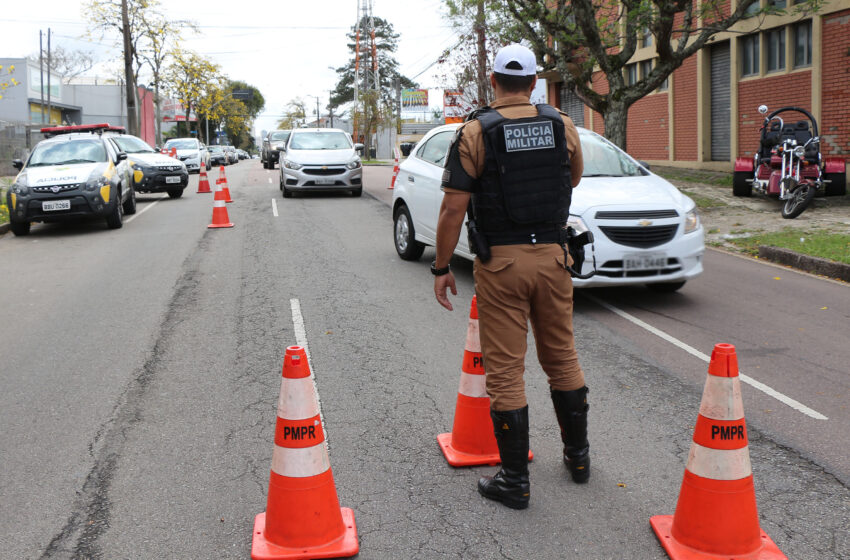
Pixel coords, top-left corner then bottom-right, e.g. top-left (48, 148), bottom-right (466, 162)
top-left (583, 293), bottom-right (828, 421)
top-left (272, 198), bottom-right (278, 217)
top-left (290, 298), bottom-right (329, 444)
top-left (124, 195), bottom-right (167, 224)
top-left (268, 177), bottom-right (272, 184)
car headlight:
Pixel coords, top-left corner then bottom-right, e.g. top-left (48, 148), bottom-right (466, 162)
top-left (11, 182), bottom-right (29, 195)
top-left (684, 208), bottom-right (700, 234)
top-left (284, 159), bottom-right (303, 170)
top-left (86, 175), bottom-right (109, 192)
top-left (566, 215), bottom-right (589, 234)
top-left (346, 159), bottom-right (362, 170)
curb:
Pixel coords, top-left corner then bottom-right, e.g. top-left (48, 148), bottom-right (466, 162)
top-left (758, 245), bottom-right (850, 282)
top-left (0, 223), bottom-right (9, 235)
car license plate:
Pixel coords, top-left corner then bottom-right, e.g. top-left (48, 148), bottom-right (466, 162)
top-left (42, 200), bottom-right (71, 211)
top-left (624, 253), bottom-right (667, 270)
top-left (315, 179), bottom-right (335, 185)
top-left (165, 176), bottom-right (181, 184)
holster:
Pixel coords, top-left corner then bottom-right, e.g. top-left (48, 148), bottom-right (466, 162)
top-left (466, 205), bottom-right (491, 263)
top-left (560, 227), bottom-right (596, 279)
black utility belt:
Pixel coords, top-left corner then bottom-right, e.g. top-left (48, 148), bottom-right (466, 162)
top-left (485, 230), bottom-right (562, 246)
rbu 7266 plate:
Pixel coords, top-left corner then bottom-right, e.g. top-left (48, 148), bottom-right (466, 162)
top-left (503, 121), bottom-right (555, 152)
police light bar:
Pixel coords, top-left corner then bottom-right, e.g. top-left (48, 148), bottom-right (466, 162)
top-left (40, 123), bottom-right (126, 136)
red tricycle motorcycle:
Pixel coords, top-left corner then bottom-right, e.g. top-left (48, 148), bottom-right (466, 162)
top-left (733, 105), bottom-right (846, 219)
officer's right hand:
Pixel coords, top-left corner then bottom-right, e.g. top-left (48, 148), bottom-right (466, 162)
top-left (434, 272), bottom-right (457, 311)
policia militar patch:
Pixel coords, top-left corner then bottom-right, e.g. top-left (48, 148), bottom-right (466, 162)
top-left (503, 121), bottom-right (556, 152)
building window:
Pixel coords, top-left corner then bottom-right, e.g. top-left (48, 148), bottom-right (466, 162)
top-left (657, 75), bottom-right (669, 92)
top-left (768, 0), bottom-right (786, 9)
top-left (640, 60), bottom-right (653, 80)
top-left (766, 28), bottom-right (785, 72)
top-left (625, 63), bottom-right (638, 86)
top-left (744, 0), bottom-right (761, 16)
top-left (794, 20), bottom-right (812, 67)
top-left (641, 26), bottom-right (653, 48)
top-left (741, 33), bottom-right (760, 76)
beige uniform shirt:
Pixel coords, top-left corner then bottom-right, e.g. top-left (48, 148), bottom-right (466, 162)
top-left (443, 95), bottom-right (583, 193)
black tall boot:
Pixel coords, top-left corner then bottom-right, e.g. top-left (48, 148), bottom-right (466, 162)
top-left (477, 406), bottom-right (530, 510)
top-left (551, 387), bottom-right (590, 483)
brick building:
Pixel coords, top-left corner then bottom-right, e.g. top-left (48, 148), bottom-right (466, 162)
top-left (545, 0), bottom-right (850, 182)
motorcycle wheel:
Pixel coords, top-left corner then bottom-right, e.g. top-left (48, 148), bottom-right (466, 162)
top-left (732, 171), bottom-right (752, 197)
top-left (781, 183), bottom-right (817, 219)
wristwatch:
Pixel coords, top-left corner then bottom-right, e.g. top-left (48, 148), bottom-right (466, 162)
top-left (431, 260), bottom-right (451, 276)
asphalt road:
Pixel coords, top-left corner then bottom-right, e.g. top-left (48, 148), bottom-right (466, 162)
top-left (0, 161), bottom-right (847, 559)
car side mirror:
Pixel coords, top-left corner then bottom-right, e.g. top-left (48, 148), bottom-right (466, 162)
top-left (638, 160), bottom-right (651, 171)
top-left (12, 159), bottom-right (23, 170)
top-left (117, 152), bottom-right (128, 161)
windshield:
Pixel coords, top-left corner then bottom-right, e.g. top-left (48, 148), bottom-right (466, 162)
top-left (270, 131), bottom-right (290, 141)
top-left (289, 132), bottom-right (351, 151)
top-left (208, 146), bottom-right (223, 152)
top-left (579, 132), bottom-right (644, 177)
top-left (111, 136), bottom-right (155, 154)
top-left (164, 139), bottom-right (198, 150)
top-left (28, 139), bottom-right (107, 167)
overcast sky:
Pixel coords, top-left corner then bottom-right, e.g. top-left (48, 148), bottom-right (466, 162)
top-left (1, 0), bottom-right (458, 134)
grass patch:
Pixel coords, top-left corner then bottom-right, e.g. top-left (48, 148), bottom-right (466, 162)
top-left (654, 166), bottom-right (733, 187)
top-left (726, 228), bottom-right (850, 264)
top-left (0, 178), bottom-right (11, 226)
top-left (678, 188), bottom-right (727, 209)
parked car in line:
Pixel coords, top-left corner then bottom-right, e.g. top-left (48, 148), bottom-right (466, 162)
top-left (162, 137), bottom-right (209, 172)
top-left (278, 128), bottom-right (363, 198)
top-left (107, 134), bottom-right (188, 198)
top-left (7, 123), bottom-right (137, 235)
top-left (207, 145), bottom-right (227, 167)
top-left (222, 145), bottom-right (239, 165)
top-left (236, 149), bottom-right (249, 160)
top-left (391, 123), bottom-right (705, 291)
top-left (262, 129), bottom-right (291, 169)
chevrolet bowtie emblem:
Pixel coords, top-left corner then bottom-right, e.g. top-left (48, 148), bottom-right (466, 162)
top-left (322, 166), bottom-right (328, 170)
top-left (638, 219), bottom-right (653, 227)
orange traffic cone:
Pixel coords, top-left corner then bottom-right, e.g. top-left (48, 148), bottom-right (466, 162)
top-left (207, 188), bottom-right (234, 229)
top-left (197, 166), bottom-right (212, 193)
top-left (388, 147), bottom-right (400, 190)
top-left (251, 346), bottom-right (359, 560)
top-left (217, 166), bottom-right (233, 202)
top-left (650, 343), bottom-right (786, 560)
top-left (437, 295), bottom-right (533, 467)
top-left (169, 147), bottom-right (177, 158)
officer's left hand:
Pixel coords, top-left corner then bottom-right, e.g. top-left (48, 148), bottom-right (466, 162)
top-left (434, 272), bottom-right (457, 311)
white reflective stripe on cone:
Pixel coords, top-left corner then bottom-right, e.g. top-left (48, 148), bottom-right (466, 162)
top-left (214, 200), bottom-right (226, 207)
top-left (465, 318), bottom-right (481, 353)
top-left (686, 442), bottom-right (752, 481)
top-left (271, 443), bottom-right (331, 478)
top-left (458, 371), bottom-right (488, 398)
top-left (277, 377), bottom-right (320, 420)
top-left (699, 375), bottom-right (745, 421)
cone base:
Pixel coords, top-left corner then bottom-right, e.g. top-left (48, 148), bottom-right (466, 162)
top-left (650, 515), bottom-right (786, 560)
top-left (197, 186), bottom-right (212, 193)
top-left (208, 222), bottom-right (234, 228)
top-left (251, 508), bottom-right (359, 560)
top-left (437, 432), bottom-right (533, 467)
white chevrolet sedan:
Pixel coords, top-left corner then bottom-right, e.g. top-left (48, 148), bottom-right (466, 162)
top-left (391, 123), bottom-right (705, 291)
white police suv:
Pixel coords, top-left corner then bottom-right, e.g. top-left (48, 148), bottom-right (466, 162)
top-left (7, 123), bottom-right (136, 236)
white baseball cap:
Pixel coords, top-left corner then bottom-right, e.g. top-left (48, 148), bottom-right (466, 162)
top-left (494, 44), bottom-right (537, 76)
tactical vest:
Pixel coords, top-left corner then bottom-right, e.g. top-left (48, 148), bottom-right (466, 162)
top-left (472, 104), bottom-right (572, 243)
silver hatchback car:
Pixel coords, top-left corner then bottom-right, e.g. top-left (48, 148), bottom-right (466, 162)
top-left (278, 128), bottom-right (363, 197)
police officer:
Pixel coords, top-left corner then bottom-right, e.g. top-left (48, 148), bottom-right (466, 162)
top-left (432, 44), bottom-right (589, 510)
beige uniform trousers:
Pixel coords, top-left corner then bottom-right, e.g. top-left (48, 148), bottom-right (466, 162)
top-left (473, 243), bottom-right (586, 411)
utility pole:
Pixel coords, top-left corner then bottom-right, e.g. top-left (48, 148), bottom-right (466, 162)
top-left (46, 28), bottom-right (52, 124)
top-left (39, 30), bottom-right (44, 124)
top-left (121, 0), bottom-right (139, 135)
top-left (354, 0), bottom-right (360, 142)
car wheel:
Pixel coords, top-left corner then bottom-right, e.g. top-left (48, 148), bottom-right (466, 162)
top-left (123, 187), bottom-right (137, 214)
top-left (732, 171), bottom-right (752, 197)
top-left (282, 186), bottom-right (293, 198)
top-left (10, 220), bottom-right (30, 236)
top-left (393, 204), bottom-right (425, 261)
top-left (824, 171), bottom-right (846, 197)
top-left (647, 281), bottom-right (685, 293)
top-left (351, 187), bottom-right (363, 197)
top-left (167, 187), bottom-right (184, 199)
top-left (106, 191), bottom-right (124, 229)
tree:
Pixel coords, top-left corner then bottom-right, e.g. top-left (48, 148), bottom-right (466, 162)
top-left (501, 0), bottom-right (822, 150)
top-left (136, 11), bottom-right (194, 145)
top-left (27, 46), bottom-right (96, 85)
top-left (330, 16), bottom-right (416, 154)
top-left (164, 50), bottom-right (221, 142)
top-left (276, 98), bottom-right (308, 130)
top-left (203, 81), bottom-right (264, 149)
